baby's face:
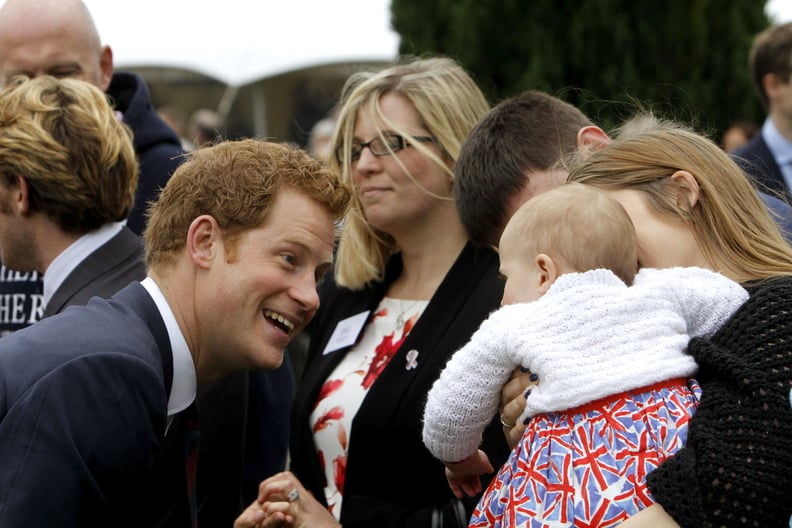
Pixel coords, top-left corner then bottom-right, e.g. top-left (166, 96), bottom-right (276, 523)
top-left (498, 232), bottom-right (544, 306)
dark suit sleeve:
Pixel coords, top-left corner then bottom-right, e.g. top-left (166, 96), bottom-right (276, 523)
top-left (0, 354), bottom-right (166, 527)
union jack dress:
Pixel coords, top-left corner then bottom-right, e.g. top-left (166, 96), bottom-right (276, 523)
top-left (470, 378), bottom-right (700, 528)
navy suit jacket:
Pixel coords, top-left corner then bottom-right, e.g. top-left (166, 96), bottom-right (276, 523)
top-left (0, 282), bottom-right (191, 527)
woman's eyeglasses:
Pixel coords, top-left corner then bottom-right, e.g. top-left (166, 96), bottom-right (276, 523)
top-left (335, 133), bottom-right (435, 164)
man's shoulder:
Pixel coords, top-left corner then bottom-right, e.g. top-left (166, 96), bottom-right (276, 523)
top-left (731, 131), bottom-right (768, 161)
top-left (0, 299), bottom-right (167, 407)
top-left (0, 285), bottom-right (159, 358)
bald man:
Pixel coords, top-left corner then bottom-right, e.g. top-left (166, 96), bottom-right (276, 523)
top-left (0, 0), bottom-right (183, 333)
top-left (0, 0), bottom-right (183, 238)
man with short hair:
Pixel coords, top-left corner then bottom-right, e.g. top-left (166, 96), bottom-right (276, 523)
top-left (0, 137), bottom-right (351, 527)
top-left (454, 90), bottom-right (610, 247)
top-left (0, 76), bottom-right (143, 318)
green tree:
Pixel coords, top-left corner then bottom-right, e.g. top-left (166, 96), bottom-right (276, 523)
top-left (391, 0), bottom-right (770, 136)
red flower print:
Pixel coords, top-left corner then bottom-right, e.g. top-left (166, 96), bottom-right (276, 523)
top-left (315, 378), bottom-right (344, 409)
top-left (334, 455), bottom-right (347, 494)
top-left (361, 332), bottom-right (407, 389)
top-left (313, 406), bottom-right (344, 433)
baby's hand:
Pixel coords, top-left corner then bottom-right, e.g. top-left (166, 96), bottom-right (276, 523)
top-left (443, 449), bottom-right (494, 499)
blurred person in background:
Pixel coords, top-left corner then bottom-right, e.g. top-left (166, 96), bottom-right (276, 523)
top-left (189, 108), bottom-right (223, 149)
top-left (722, 120), bottom-right (758, 153)
top-left (308, 115), bottom-right (338, 164)
top-left (732, 22), bottom-right (792, 203)
top-left (159, 105), bottom-right (195, 151)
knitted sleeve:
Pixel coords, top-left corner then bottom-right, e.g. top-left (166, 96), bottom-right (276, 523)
top-left (636, 267), bottom-right (748, 338)
top-left (422, 304), bottom-right (528, 463)
top-left (646, 278), bottom-right (792, 527)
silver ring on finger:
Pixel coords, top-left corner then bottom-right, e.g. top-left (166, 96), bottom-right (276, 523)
top-left (500, 412), bottom-right (516, 429)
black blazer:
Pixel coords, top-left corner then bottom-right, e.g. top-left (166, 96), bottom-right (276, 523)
top-left (290, 243), bottom-right (510, 527)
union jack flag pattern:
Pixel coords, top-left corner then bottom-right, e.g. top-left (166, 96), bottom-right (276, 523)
top-left (470, 379), bottom-right (701, 528)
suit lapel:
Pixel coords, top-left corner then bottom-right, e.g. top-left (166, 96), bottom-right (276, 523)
top-left (44, 228), bottom-right (144, 317)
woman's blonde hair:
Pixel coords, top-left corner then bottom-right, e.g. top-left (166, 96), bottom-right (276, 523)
top-left (568, 126), bottom-right (792, 279)
top-left (329, 57), bottom-right (489, 289)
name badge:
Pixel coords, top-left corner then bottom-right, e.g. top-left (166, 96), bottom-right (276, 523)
top-left (322, 310), bottom-right (370, 355)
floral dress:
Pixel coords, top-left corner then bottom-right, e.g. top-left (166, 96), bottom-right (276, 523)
top-left (309, 296), bottom-right (428, 520)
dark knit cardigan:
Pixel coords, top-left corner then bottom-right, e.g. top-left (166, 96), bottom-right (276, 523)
top-left (647, 275), bottom-right (792, 527)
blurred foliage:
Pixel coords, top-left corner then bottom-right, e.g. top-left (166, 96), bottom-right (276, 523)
top-left (391, 0), bottom-right (770, 138)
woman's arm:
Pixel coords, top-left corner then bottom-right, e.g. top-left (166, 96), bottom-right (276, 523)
top-left (618, 504), bottom-right (680, 527)
top-left (647, 278), bottom-right (792, 527)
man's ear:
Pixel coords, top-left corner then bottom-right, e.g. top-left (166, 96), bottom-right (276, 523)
top-left (763, 72), bottom-right (781, 101)
top-left (98, 45), bottom-right (114, 92)
top-left (535, 253), bottom-right (559, 295)
top-left (669, 170), bottom-right (700, 209)
top-left (186, 215), bottom-right (220, 269)
top-left (576, 125), bottom-right (611, 151)
top-left (13, 174), bottom-right (29, 215)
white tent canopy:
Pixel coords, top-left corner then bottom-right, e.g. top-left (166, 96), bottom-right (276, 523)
top-left (84, 0), bottom-right (399, 86)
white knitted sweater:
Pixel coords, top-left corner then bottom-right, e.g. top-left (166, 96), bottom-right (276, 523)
top-left (422, 267), bottom-right (748, 464)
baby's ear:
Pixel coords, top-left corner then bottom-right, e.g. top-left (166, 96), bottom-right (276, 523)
top-left (535, 253), bottom-right (559, 294)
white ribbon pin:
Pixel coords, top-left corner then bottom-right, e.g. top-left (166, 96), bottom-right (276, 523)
top-left (405, 349), bottom-right (419, 370)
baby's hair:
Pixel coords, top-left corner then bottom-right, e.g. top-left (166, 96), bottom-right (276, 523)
top-left (505, 182), bottom-right (638, 284)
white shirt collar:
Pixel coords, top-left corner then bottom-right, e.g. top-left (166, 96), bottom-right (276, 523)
top-left (43, 222), bottom-right (125, 307)
top-left (140, 276), bottom-right (196, 416)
